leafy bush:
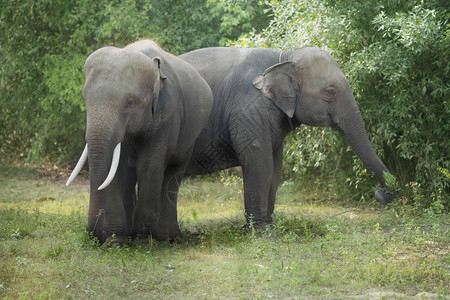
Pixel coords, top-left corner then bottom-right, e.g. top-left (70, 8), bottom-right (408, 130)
top-left (0, 0), bottom-right (269, 162)
top-left (147, 0), bottom-right (270, 55)
top-left (232, 0), bottom-right (449, 211)
top-left (1, 0), bottom-right (157, 162)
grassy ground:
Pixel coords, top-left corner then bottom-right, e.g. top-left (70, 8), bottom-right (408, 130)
top-left (0, 163), bottom-right (449, 299)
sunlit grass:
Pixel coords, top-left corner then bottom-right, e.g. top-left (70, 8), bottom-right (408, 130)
top-left (178, 177), bottom-right (244, 225)
top-left (0, 163), bottom-right (449, 298)
top-left (0, 164), bottom-right (89, 215)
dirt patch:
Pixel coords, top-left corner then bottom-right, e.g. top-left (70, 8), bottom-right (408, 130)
top-left (349, 290), bottom-right (442, 299)
top-left (33, 162), bottom-right (89, 185)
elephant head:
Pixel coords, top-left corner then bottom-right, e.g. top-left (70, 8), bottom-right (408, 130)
top-left (253, 47), bottom-right (395, 203)
top-left (66, 46), bottom-right (166, 236)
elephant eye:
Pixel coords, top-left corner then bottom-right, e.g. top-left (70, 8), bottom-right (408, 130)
top-left (326, 87), bottom-right (336, 97)
top-left (323, 87), bottom-right (336, 102)
top-left (126, 98), bottom-right (136, 108)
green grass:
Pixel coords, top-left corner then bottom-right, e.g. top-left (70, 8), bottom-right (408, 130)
top-left (0, 163), bottom-right (449, 299)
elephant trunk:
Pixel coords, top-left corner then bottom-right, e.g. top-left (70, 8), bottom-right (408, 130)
top-left (86, 141), bottom-right (111, 236)
top-left (85, 130), bottom-right (123, 239)
top-left (337, 104), bottom-right (395, 203)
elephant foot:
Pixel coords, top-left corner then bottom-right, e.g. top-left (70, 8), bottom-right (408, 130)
top-left (152, 227), bottom-right (183, 242)
top-left (133, 225), bottom-right (183, 242)
top-left (375, 188), bottom-right (396, 204)
top-left (131, 235), bottom-right (154, 246)
top-left (243, 220), bottom-right (272, 233)
top-left (131, 232), bottom-right (183, 247)
top-left (101, 235), bottom-right (131, 248)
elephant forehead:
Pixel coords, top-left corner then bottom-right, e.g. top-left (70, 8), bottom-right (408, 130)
top-left (86, 49), bottom-right (155, 83)
top-left (83, 71), bottom-right (153, 104)
top-left (89, 61), bottom-right (153, 82)
top-left (302, 57), bottom-right (347, 88)
top-left (103, 65), bottom-right (151, 85)
top-left (84, 62), bottom-right (154, 95)
top-left (306, 56), bottom-right (339, 75)
top-left (294, 48), bottom-right (341, 75)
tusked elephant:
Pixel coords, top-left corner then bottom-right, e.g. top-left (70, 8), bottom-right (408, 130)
top-left (66, 40), bottom-right (213, 244)
top-left (181, 46), bottom-right (396, 229)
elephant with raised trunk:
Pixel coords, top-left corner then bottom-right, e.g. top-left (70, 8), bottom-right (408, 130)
top-left (67, 40), bottom-right (213, 244)
top-left (181, 47), bottom-right (396, 229)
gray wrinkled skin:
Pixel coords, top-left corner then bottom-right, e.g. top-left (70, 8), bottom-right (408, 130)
top-left (181, 47), bottom-right (395, 229)
top-left (80, 40), bottom-right (213, 244)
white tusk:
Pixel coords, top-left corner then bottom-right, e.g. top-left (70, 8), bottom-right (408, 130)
top-left (66, 144), bottom-right (88, 186)
top-left (98, 143), bottom-right (121, 191)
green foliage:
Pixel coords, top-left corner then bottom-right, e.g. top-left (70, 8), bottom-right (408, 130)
top-left (283, 127), bottom-right (349, 176)
top-left (383, 171), bottom-right (399, 192)
top-left (350, 5), bottom-right (450, 210)
top-left (0, 0), bottom-right (269, 162)
top-left (1, 0), bottom-right (156, 162)
top-left (232, 0), bottom-right (450, 212)
top-left (148, 0), bottom-right (269, 55)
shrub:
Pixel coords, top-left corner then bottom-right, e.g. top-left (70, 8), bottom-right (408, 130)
top-left (0, 0), bottom-right (269, 163)
top-left (232, 0), bottom-right (449, 212)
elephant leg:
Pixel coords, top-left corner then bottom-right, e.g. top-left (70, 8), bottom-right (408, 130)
top-left (133, 162), bottom-right (185, 240)
top-left (124, 162), bottom-right (137, 231)
top-left (240, 151), bottom-right (274, 229)
top-left (267, 145), bottom-right (283, 223)
top-left (132, 151), bottom-right (166, 239)
top-left (156, 165), bottom-right (186, 240)
top-left (228, 110), bottom-right (275, 230)
top-left (132, 178), bottom-right (164, 238)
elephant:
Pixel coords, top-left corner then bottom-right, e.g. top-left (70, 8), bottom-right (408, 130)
top-left (180, 46), bottom-right (396, 229)
top-left (66, 40), bottom-right (213, 244)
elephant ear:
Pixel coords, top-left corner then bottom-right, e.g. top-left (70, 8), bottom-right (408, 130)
top-left (252, 61), bottom-right (299, 118)
top-left (151, 57), bottom-right (167, 116)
